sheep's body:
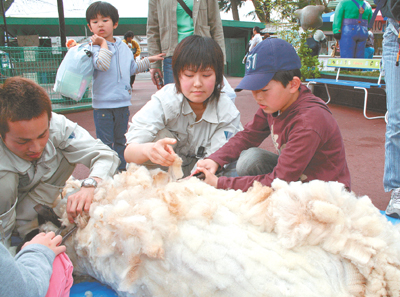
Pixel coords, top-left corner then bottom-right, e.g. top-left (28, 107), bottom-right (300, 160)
top-left (59, 164), bottom-right (400, 297)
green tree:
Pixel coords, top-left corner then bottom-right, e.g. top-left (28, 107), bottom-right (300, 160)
top-left (219, 0), bottom-right (247, 21)
top-left (250, 0), bottom-right (302, 23)
top-left (278, 25), bottom-right (323, 80)
top-left (221, 0), bottom-right (330, 24)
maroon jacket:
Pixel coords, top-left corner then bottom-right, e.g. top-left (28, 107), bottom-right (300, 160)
top-left (209, 85), bottom-right (351, 191)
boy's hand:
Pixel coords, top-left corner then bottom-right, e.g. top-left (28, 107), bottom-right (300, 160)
top-left (90, 34), bottom-right (107, 48)
top-left (192, 167), bottom-right (218, 188)
top-left (196, 159), bottom-right (220, 174)
top-left (66, 183), bottom-right (98, 223)
top-left (150, 68), bottom-right (163, 86)
top-left (22, 232), bottom-right (66, 256)
top-left (148, 53), bottom-right (166, 63)
top-left (147, 138), bottom-right (177, 167)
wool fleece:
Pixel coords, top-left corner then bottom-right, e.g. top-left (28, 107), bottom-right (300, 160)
top-left (56, 162), bottom-right (400, 297)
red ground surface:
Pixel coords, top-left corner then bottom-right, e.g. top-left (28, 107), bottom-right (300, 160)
top-left (65, 74), bottom-right (390, 211)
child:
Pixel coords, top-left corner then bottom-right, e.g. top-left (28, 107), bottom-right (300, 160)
top-left (0, 232), bottom-right (73, 297)
top-left (196, 38), bottom-right (351, 191)
top-left (124, 35), bottom-right (241, 177)
top-left (86, 1), bottom-right (164, 171)
top-left (122, 31), bottom-right (141, 86)
top-left (122, 31), bottom-right (141, 60)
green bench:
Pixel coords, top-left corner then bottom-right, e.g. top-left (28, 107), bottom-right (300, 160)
top-left (306, 58), bottom-right (385, 120)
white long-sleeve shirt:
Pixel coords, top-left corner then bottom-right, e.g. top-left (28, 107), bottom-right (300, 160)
top-left (249, 33), bottom-right (263, 52)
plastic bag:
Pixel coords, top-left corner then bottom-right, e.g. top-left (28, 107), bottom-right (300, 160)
top-left (54, 43), bottom-right (94, 101)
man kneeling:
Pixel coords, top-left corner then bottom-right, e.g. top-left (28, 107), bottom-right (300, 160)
top-left (0, 77), bottom-right (119, 248)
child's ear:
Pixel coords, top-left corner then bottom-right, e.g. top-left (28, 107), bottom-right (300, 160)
top-left (113, 22), bottom-right (119, 30)
top-left (289, 76), bottom-right (301, 92)
top-left (87, 24), bottom-right (93, 33)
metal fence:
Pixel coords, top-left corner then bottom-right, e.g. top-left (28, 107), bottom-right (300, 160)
top-left (0, 46), bottom-right (92, 113)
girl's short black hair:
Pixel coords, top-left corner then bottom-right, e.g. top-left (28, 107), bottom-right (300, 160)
top-left (254, 26), bottom-right (261, 33)
top-left (172, 35), bottom-right (224, 102)
top-left (271, 69), bottom-right (302, 87)
top-left (86, 1), bottom-right (119, 25)
top-left (124, 31), bottom-right (134, 40)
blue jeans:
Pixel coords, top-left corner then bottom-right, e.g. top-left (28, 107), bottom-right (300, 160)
top-left (163, 56), bottom-right (174, 85)
top-left (340, 24), bottom-right (368, 58)
top-left (93, 107), bottom-right (130, 171)
top-left (236, 147), bottom-right (278, 176)
top-left (383, 19), bottom-right (400, 192)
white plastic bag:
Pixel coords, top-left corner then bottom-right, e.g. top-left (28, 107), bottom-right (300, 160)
top-left (54, 43), bottom-right (94, 101)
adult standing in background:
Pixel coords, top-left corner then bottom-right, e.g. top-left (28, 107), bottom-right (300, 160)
top-left (147, 0), bottom-right (226, 86)
top-left (122, 31), bottom-right (141, 86)
top-left (248, 26), bottom-right (262, 52)
top-left (381, 0), bottom-right (400, 218)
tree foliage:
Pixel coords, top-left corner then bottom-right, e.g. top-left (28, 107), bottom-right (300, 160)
top-left (220, 0), bottom-right (330, 24)
top-left (219, 0), bottom-right (247, 21)
top-left (251, 0), bottom-right (301, 23)
top-left (278, 25), bottom-right (323, 80)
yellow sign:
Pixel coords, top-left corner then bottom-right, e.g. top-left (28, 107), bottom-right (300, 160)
top-left (327, 58), bottom-right (380, 69)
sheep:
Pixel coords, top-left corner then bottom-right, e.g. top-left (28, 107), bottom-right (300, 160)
top-left (55, 162), bottom-right (400, 297)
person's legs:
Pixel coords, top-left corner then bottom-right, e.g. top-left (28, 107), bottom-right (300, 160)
top-left (383, 22), bottom-right (400, 192)
top-left (113, 107), bottom-right (130, 171)
top-left (354, 26), bottom-right (368, 58)
top-left (340, 25), bottom-right (357, 58)
top-left (130, 75), bottom-right (136, 86)
top-left (16, 158), bottom-right (76, 240)
top-left (236, 147), bottom-right (278, 176)
top-left (364, 47), bottom-right (374, 59)
top-left (93, 109), bottom-right (114, 150)
top-left (218, 161), bottom-right (238, 178)
top-left (163, 57), bottom-right (174, 85)
top-left (383, 20), bottom-right (400, 216)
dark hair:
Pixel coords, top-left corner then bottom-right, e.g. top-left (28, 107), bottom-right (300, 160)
top-left (0, 77), bottom-right (52, 139)
top-left (271, 69), bottom-right (302, 87)
top-left (172, 35), bottom-right (224, 102)
top-left (253, 26), bottom-right (261, 33)
top-left (86, 1), bottom-right (119, 25)
top-left (124, 31), bottom-right (134, 40)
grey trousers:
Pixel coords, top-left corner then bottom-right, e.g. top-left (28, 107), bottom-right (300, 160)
top-left (236, 147), bottom-right (278, 177)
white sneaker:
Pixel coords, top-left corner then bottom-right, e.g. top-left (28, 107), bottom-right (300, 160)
top-left (385, 188), bottom-right (400, 218)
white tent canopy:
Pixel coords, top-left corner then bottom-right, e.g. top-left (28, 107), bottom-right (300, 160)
top-left (6, 0), bottom-right (260, 22)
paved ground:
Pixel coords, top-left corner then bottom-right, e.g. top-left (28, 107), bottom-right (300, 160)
top-left (66, 72), bottom-right (390, 211)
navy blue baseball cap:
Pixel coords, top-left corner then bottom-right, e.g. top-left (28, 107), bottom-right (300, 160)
top-left (235, 38), bottom-right (301, 92)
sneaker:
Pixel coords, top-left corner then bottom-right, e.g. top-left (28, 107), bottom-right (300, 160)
top-left (385, 188), bottom-right (400, 218)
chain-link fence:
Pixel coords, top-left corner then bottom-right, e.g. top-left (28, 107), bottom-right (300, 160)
top-left (0, 46), bottom-right (92, 113)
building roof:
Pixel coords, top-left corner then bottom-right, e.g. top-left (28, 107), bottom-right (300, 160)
top-left (2, 0), bottom-right (263, 39)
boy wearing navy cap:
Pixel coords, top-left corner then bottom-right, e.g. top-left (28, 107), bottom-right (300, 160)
top-left (196, 38), bottom-right (351, 191)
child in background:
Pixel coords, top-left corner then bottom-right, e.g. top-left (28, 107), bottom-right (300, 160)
top-left (86, 1), bottom-right (164, 172)
top-left (0, 232), bottom-right (73, 297)
top-left (122, 31), bottom-right (141, 86)
top-left (196, 38), bottom-right (351, 191)
top-left (122, 31), bottom-right (141, 59)
top-left (124, 35), bottom-right (241, 177)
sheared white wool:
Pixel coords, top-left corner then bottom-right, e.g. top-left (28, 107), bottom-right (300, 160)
top-left (58, 162), bottom-right (400, 297)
